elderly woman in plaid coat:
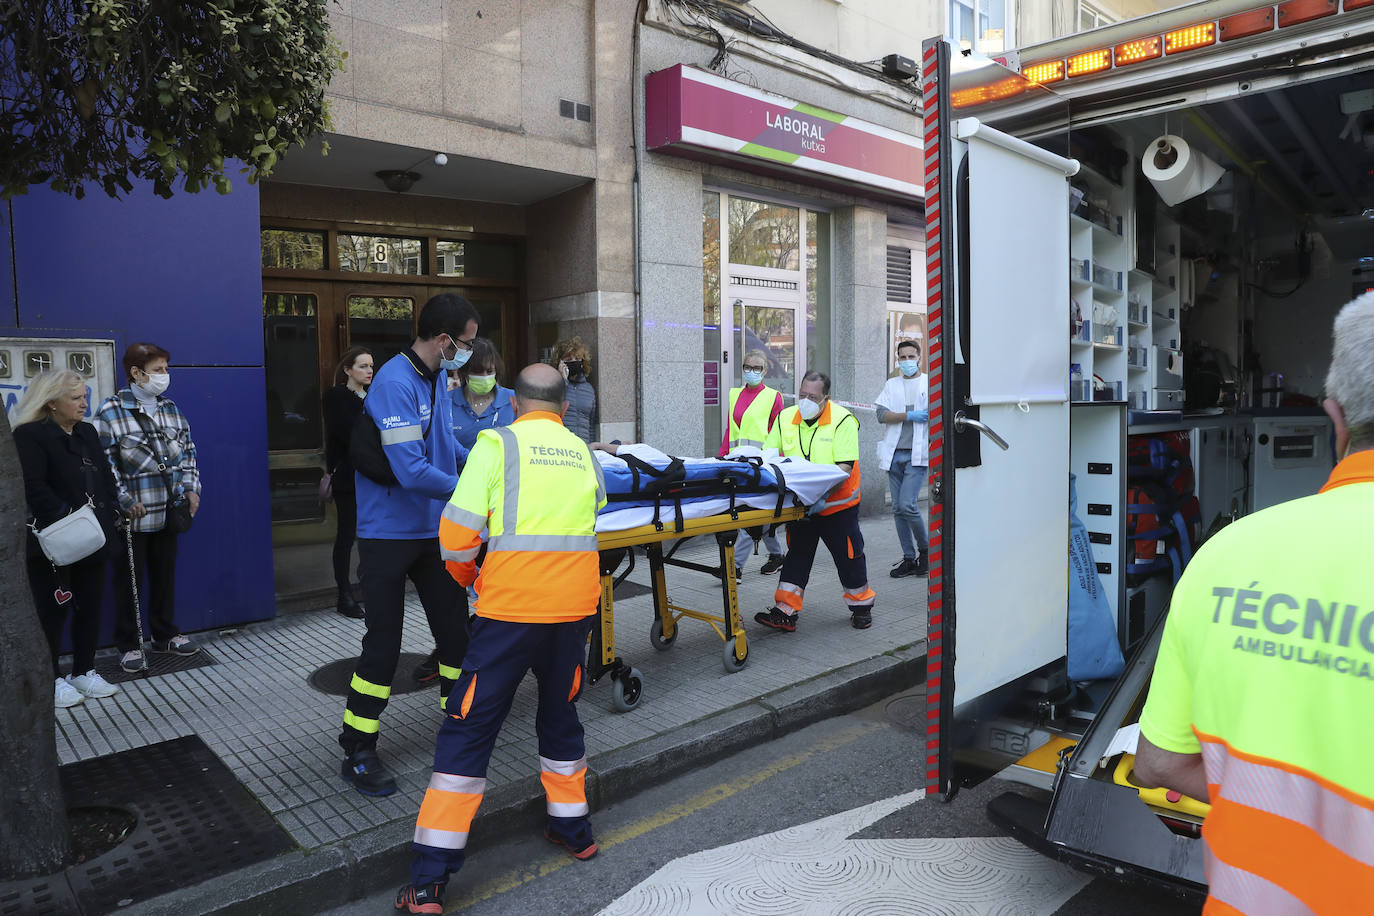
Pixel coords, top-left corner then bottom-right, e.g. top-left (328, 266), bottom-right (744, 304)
top-left (93, 342), bottom-right (203, 673)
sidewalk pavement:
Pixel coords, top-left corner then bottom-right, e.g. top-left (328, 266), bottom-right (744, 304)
top-left (57, 514), bottom-right (927, 914)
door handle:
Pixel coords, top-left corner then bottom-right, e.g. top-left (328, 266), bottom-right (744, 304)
top-left (953, 411), bottom-right (1010, 450)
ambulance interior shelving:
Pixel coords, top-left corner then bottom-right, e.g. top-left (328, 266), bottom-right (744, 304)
top-left (926, 1), bottom-right (1372, 897)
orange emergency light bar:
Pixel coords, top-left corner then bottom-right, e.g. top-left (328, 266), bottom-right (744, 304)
top-left (1113, 36), bottom-right (1162, 65)
top-left (1067, 48), bottom-right (1112, 76)
top-left (1164, 22), bottom-right (1217, 53)
top-left (1021, 60), bottom-right (1065, 84)
top-left (1004, 0), bottom-right (1370, 91)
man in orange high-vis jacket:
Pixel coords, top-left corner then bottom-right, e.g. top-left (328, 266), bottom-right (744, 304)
top-left (754, 371), bottom-right (876, 633)
top-left (1135, 292), bottom-right (1374, 915)
top-left (395, 363), bottom-right (606, 916)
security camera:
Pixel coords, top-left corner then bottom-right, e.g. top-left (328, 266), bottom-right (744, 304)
top-left (433, 153), bottom-right (448, 167)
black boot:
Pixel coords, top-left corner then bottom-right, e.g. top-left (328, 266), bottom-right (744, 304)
top-left (914, 548), bottom-right (929, 578)
top-left (337, 589), bottom-right (365, 619)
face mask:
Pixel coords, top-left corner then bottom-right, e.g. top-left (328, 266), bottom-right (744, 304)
top-left (136, 372), bottom-right (170, 397)
top-left (798, 398), bottom-right (822, 421)
top-left (467, 374), bottom-right (496, 395)
top-left (565, 360), bottom-right (584, 378)
top-left (439, 337), bottom-right (471, 372)
top-left (742, 370), bottom-right (764, 387)
top-left (898, 359), bottom-right (920, 377)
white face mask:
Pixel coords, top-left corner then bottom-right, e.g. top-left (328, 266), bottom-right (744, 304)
top-left (136, 372), bottom-right (170, 397)
top-left (798, 398), bottom-right (822, 421)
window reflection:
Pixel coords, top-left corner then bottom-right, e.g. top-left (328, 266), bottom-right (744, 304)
top-left (337, 234), bottom-right (424, 274)
top-left (728, 197), bottom-right (800, 271)
top-left (261, 229), bottom-right (325, 270)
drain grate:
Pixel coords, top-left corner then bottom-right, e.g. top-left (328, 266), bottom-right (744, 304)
top-left (308, 652), bottom-right (433, 697)
top-left (0, 736), bottom-right (294, 914)
top-left (93, 647), bottom-right (218, 684)
top-left (0, 876), bottom-right (79, 916)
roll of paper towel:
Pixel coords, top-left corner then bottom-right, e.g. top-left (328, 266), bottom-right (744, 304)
top-left (1141, 134), bottom-right (1225, 206)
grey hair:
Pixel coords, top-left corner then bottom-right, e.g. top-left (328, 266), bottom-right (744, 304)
top-left (13, 369), bottom-right (85, 427)
top-left (1326, 291), bottom-right (1374, 451)
top-left (743, 349), bottom-right (769, 369)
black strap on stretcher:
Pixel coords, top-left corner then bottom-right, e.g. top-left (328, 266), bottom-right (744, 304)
top-left (608, 453), bottom-right (788, 534)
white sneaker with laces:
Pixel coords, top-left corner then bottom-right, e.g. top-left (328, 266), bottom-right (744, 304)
top-left (55, 676), bottom-right (85, 709)
top-left (69, 670), bottom-right (119, 698)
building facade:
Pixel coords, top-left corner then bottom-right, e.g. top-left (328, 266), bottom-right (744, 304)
top-left (2, 0), bottom-right (1195, 633)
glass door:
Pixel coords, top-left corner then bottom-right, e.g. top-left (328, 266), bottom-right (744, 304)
top-left (263, 285), bottom-right (329, 534)
top-left (730, 297), bottom-right (798, 402)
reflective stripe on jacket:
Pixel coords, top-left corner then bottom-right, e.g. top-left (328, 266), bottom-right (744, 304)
top-left (1139, 449), bottom-right (1374, 913)
top-left (439, 410), bottom-right (605, 623)
top-left (767, 400), bottom-right (861, 516)
top-left (727, 385), bottom-right (781, 450)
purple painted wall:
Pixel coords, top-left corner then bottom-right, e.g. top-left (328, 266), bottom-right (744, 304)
top-left (5, 179), bottom-right (275, 642)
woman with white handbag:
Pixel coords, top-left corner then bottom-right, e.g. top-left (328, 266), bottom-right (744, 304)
top-left (13, 369), bottom-right (122, 710)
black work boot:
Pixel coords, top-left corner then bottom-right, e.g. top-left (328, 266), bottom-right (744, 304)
top-left (337, 589), bottom-right (365, 619)
top-left (760, 553), bottom-right (786, 575)
top-left (341, 748), bottom-right (397, 797)
top-left (914, 547), bottom-right (929, 578)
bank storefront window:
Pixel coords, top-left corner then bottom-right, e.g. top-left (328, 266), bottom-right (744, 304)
top-left (337, 234), bottom-right (424, 274)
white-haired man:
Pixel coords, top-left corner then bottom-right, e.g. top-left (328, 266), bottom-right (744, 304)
top-left (1134, 292), bottom-right (1374, 912)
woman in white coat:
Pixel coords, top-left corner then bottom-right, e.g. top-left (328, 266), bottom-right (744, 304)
top-left (873, 339), bottom-right (929, 578)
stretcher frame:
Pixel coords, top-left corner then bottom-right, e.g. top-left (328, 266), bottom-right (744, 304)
top-left (588, 505), bottom-right (806, 712)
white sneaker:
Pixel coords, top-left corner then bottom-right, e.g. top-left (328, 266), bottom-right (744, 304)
top-left (69, 670), bottom-right (119, 698)
top-left (55, 676), bottom-right (85, 709)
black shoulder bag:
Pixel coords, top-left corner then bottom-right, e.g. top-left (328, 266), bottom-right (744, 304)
top-left (131, 412), bottom-right (194, 534)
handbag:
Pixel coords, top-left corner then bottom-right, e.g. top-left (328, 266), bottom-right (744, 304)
top-left (130, 411), bottom-right (194, 534)
top-left (30, 497), bottom-right (107, 566)
top-left (318, 472), bottom-right (333, 502)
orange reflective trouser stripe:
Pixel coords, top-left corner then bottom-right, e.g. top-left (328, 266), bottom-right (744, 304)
top-left (540, 756), bottom-right (589, 818)
top-left (843, 586), bottom-right (876, 608)
top-left (414, 773), bottom-right (486, 850)
top-left (1198, 734), bottom-right (1374, 914)
top-left (775, 582), bottom-right (804, 612)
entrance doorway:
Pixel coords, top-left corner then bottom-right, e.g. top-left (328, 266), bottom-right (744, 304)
top-left (263, 275), bottom-right (518, 605)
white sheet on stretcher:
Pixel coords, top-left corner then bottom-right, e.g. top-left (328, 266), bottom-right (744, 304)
top-left (593, 445), bottom-right (848, 533)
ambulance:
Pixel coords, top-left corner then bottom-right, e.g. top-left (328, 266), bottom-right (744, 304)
top-left (919, 0), bottom-right (1372, 897)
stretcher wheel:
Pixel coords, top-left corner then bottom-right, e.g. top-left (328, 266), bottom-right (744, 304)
top-left (649, 617), bottom-right (676, 650)
top-left (611, 667), bottom-right (643, 712)
top-left (722, 636), bottom-right (748, 673)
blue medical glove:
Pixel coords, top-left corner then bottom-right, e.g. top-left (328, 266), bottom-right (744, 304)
top-left (906, 409), bottom-right (929, 423)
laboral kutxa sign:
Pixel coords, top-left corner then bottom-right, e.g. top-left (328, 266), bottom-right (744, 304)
top-left (645, 64), bottom-right (921, 201)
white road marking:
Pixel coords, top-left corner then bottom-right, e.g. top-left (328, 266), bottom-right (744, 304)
top-left (599, 790), bottom-right (1091, 916)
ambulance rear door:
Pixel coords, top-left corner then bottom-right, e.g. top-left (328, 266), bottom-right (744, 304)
top-left (920, 41), bottom-right (1080, 799)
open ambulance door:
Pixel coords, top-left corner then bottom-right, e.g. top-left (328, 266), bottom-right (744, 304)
top-left (919, 40), bottom-right (1079, 799)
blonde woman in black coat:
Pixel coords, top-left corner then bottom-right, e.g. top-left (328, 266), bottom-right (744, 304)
top-left (13, 370), bottom-right (122, 710)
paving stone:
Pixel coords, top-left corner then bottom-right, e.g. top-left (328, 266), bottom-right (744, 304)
top-left (56, 515), bottom-right (926, 855)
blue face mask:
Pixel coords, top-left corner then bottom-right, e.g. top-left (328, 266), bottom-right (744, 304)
top-left (898, 359), bottom-right (920, 377)
top-left (439, 337), bottom-right (471, 372)
top-left (743, 370), bottom-right (764, 386)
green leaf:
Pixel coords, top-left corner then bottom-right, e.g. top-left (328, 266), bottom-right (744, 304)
top-left (214, 101), bottom-right (232, 122)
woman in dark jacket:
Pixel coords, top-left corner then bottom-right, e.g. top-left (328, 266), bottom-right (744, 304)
top-left (322, 346), bottom-right (373, 618)
top-left (13, 369), bottom-right (122, 710)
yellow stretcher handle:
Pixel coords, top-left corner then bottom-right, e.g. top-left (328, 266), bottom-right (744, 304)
top-left (1113, 753), bottom-right (1211, 818)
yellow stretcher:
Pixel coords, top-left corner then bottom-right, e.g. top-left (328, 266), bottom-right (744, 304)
top-left (589, 505), bottom-right (807, 711)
